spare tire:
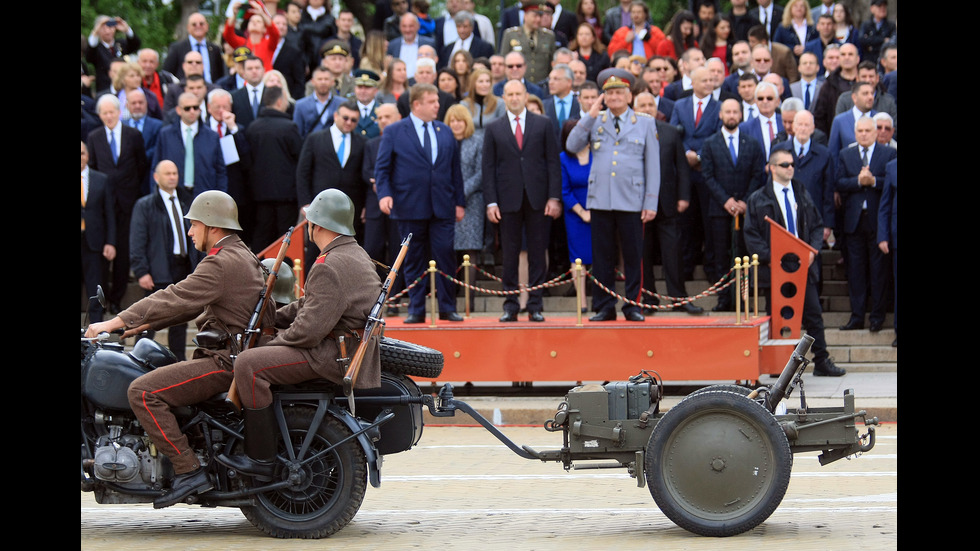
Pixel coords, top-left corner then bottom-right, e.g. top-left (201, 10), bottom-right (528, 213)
top-left (379, 337), bottom-right (444, 378)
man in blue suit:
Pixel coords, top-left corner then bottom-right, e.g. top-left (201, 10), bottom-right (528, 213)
top-left (835, 115), bottom-right (896, 332)
top-left (738, 80), bottom-right (783, 165)
top-left (700, 98), bottom-right (765, 311)
top-left (387, 13), bottom-right (436, 79)
top-left (122, 89), bottom-right (164, 195)
top-left (877, 158), bottom-right (897, 347)
top-left (293, 66), bottom-right (347, 139)
top-left (375, 83), bottom-right (465, 323)
top-left (542, 64), bottom-right (579, 142)
top-left (669, 66), bottom-right (721, 281)
top-left (827, 81), bottom-right (876, 166)
top-left (153, 92), bottom-right (227, 202)
top-left (492, 52), bottom-right (545, 98)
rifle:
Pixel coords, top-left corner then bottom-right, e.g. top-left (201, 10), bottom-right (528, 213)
top-left (227, 226), bottom-right (294, 410)
top-left (342, 233), bottom-right (412, 415)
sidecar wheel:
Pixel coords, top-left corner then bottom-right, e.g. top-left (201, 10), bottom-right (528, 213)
top-left (645, 390), bottom-right (792, 537)
top-left (379, 337), bottom-right (444, 378)
top-left (240, 407), bottom-right (366, 538)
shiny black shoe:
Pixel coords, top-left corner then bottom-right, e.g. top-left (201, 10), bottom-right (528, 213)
top-left (813, 359), bottom-right (847, 377)
top-left (403, 314), bottom-right (425, 324)
top-left (439, 312), bottom-right (464, 322)
top-left (154, 467), bottom-right (212, 509)
top-left (499, 311), bottom-right (518, 322)
top-left (589, 310), bottom-right (616, 322)
top-left (869, 321), bottom-right (883, 333)
top-left (528, 311), bottom-right (545, 322)
top-left (624, 310), bottom-right (645, 322)
top-left (216, 453), bottom-right (275, 480)
top-left (677, 302), bottom-right (705, 315)
top-left (839, 319), bottom-right (864, 331)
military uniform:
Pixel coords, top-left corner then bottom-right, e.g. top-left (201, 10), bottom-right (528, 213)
top-left (566, 70), bottom-right (661, 319)
top-left (233, 234), bottom-right (382, 410)
top-left (500, 25), bottom-right (556, 87)
top-left (124, 234), bottom-right (271, 474)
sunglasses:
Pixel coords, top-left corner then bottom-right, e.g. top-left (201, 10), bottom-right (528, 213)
top-left (338, 115), bottom-right (359, 123)
top-left (754, 58), bottom-right (772, 63)
top-left (180, 105), bottom-right (201, 112)
top-left (757, 96), bottom-right (775, 101)
top-left (774, 162), bottom-right (795, 168)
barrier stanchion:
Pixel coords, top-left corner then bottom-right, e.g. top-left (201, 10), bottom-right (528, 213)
top-left (574, 259), bottom-right (584, 326)
top-left (293, 258), bottom-right (302, 300)
top-left (734, 257), bottom-right (743, 325)
top-left (751, 254), bottom-right (759, 318)
top-left (428, 260), bottom-right (437, 327)
top-left (462, 254), bottom-right (471, 318)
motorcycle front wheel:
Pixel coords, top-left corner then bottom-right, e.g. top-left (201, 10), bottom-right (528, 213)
top-left (240, 406), bottom-right (367, 538)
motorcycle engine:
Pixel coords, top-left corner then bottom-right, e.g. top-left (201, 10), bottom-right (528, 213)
top-left (89, 416), bottom-right (172, 490)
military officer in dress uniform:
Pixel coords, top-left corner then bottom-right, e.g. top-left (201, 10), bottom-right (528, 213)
top-left (499, 0), bottom-right (556, 87)
top-left (319, 39), bottom-right (356, 99)
top-left (566, 68), bottom-right (661, 322)
top-left (353, 69), bottom-right (382, 139)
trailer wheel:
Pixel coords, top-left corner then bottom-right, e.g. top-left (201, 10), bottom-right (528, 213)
top-left (379, 337), bottom-right (444, 378)
top-left (645, 390), bottom-right (792, 537)
top-left (684, 384), bottom-right (753, 399)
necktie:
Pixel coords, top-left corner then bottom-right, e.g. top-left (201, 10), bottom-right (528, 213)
top-left (748, 106), bottom-right (755, 120)
top-left (423, 122), bottom-right (433, 162)
top-left (514, 117), bottom-right (523, 149)
top-left (728, 135), bottom-right (737, 164)
top-left (614, 115), bottom-right (620, 133)
top-left (109, 129), bottom-right (118, 164)
top-left (217, 122), bottom-right (223, 137)
top-left (768, 119), bottom-right (775, 141)
top-left (81, 174), bottom-right (86, 231)
top-left (558, 98), bottom-right (567, 128)
top-left (861, 147), bottom-right (869, 167)
top-left (337, 133), bottom-right (347, 166)
top-left (695, 101), bottom-right (702, 127)
top-left (170, 195), bottom-right (186, 256)
top-left (783, 187), bottom-right (796, 237)
top-left (184, 127), bottom-right (195, 189)
top-left (799, 144), bottom-right (804, 158)
top-left (251, 88), bottom-right (259, 118)
top-left (804, 83), bottom-right (811, 109)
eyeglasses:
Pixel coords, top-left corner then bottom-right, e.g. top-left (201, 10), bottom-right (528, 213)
top-left (338, 115), bottom-right (359, 123)
top-left (754, 58), bottom-right (772, 63)
top-left (185, 60), bottom-right (203, 64)
top-left (507, 64), bottom-right (524, 69)
top-left (180, 105), bottom-right (201, 112)
top-left (757, 96), bottom-right (775, 101)
top-left (876, 125), bottom-right (892, 131)
top-left (774, 162), bottom-right (795, 168)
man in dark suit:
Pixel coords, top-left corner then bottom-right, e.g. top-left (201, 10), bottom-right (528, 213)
top-left (835, 115), bottom-right (896, 332)
top-left (699, 98), bottom-right (765, 311)
top-left (87, 94), bottom-right (150, 312)
top-left (297, 99), bottom-right (368, 264)
top-left (362, 104), bottom-right (406, 315)
top-left (548, 0), bottom-right (578, 43)
top-left (492, 52), bottom-right (545, 98)
top-left (827, 80), bottom-right (877, 166)
top-left (86, 16), bottom-right (141, 92)
top-left (204, 88), bottom-right (254, 247)
top-left (244, 86), bottom-right (304, 251)
top-left (439, 10), bottom-right (495, 68)
top-left (771, 110), bottom-right (834, 240)
top-left (153, 92), bottom-right (227, 202)
top-left (230, 56), bottom-right (269, 132)
top-left (162, 12), bottom-right (225, 84)
top-left (738, 80), bottom-right (783, 164)
top-left (388, 12), bottom-right (437, 79)
top-left (163, 52), bottom-right (219, 117)
top-left (877, 157), bottom-right (897, 347)
top-left (122, 89), bottom-right (164, 193)
top-left (483, 80), bottom-right (562, 322)
top-left (81, 141), bottom-right (116, 323)
top-left (744, 148), bottom-right (845, 376)
top-left (129, 160), bottom-right (204, 361)
top-left (669, 67), bottom-right (721, 281)
top-left (375, 83), bottom-right (465, 323)
top-left (753, 0), bottom-right (783, 42)
top-left (542, 64), bottom-right (579, 141)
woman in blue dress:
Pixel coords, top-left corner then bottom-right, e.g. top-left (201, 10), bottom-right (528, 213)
top-left (560, 120), bottom-right (593, 312)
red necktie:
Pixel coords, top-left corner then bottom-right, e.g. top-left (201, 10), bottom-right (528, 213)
top-left (695, 100), bottom-right (703, 127)
top-left (515, 116), bottom-right (523, 149)
top-left (768, 119), bottom-right (775, 141)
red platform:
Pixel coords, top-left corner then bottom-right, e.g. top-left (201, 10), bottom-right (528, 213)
top-left (383, 314), bottom-right (794, 385)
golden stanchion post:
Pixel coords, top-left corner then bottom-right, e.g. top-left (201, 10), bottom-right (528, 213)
top-left (734, 257), bottom-right (743, 325)
top-left (751, 254), bottom-right (759, 318)
top-left (742, 256), bottom-right (750, 320)
top-left (574, 258), bottom-right (583, 326)
top-left (462, 254), bottom-right (471, 318)
top-left (428, 260), bottom-right (437, 327)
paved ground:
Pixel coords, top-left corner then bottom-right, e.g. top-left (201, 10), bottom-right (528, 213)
top-left (81, 423), bottom-right (896, 550)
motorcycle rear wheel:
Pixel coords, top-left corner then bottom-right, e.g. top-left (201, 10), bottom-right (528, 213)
top-left (240, 407), bottom-right (367, 538)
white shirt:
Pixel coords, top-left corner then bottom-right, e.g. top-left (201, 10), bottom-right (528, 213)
top-left (756, 113), bottom-right (778, 158)
top-left (792, 136), bottom-right (810, 158)
top-left (158, 187), bottom-right (188, 254)
top-left (398, 39), bottom-right (420, 78)
top-left (508, 108), bottom-right (527, 136)
top-left (246, 83), bottom-right (265, 113)
top-left (188, 37), bottom-right (213, 82)
top-left (772, 180), bottom-right (797, 237)
top-left (330, 124), bottom-right (351, 167)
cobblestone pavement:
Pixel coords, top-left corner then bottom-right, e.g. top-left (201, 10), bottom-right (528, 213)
top-left (81, 423), bottom-right (897, 550)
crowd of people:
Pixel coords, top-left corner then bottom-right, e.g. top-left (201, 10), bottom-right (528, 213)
top-left (81, 0), bottom-right (898, 359)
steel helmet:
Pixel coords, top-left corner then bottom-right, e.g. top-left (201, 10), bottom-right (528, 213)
top-left (305, 188), bottom-right (355, 236)
top-left (184, 190), bottom-right (243, 231)
top-left (261, 258), bottom-right (297, 304)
